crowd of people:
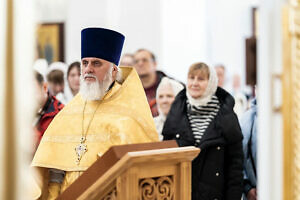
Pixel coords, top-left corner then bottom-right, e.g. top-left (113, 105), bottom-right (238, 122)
top-left (31, 27), bottom-right (257, 200)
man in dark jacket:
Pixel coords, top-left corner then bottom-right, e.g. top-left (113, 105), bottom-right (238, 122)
top-left (162, 62), bottom-right (243, 200)
top-left (133, 49), bottom-right (167, 117)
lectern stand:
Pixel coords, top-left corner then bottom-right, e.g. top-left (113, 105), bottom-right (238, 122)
top-left (58, 141), bottom-right (200, 200)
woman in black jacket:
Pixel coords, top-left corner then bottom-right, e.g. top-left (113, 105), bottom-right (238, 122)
top-left (162, 62), bottom-right (243, 200)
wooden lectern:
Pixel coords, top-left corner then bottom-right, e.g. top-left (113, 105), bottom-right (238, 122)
top-left (58, 141), bottom-right (200, 200)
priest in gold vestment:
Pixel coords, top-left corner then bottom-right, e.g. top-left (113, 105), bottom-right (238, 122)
top-left (31, 28), bottom-right (158, 199)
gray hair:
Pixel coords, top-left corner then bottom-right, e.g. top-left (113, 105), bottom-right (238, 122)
top-left (115, 64), bottom-right (123, 83)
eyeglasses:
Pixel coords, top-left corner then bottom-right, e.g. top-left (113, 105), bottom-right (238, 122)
top-left (133, 58), bottom-right (153, 65)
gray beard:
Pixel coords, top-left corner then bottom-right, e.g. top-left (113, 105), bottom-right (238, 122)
top-left (79, 69), bottom-right (112, 101)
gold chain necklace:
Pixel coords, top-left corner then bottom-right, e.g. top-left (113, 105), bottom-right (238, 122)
top-left (75, 101), bottom-right (100, 165)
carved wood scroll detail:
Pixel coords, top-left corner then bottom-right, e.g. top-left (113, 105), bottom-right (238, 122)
top-left (102, 188), bottom-right (117, 200)
top-left (139, 176), bottom-right (174, 200)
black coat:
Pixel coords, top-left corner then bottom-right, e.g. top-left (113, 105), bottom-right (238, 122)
top-left (162, 87), bottom-right (243, 200)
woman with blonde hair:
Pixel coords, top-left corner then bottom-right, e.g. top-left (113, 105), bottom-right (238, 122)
top-left (162, 62), bottom-right (243, 200)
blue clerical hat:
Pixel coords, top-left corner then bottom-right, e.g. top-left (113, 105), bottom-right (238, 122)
top-left (81, 28), bottom-right (125, 66)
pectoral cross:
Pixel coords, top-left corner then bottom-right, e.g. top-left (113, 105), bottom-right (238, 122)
top-left (75, 137), bottom-right (88, 165)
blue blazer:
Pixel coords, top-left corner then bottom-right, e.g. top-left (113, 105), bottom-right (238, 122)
top-left (240, 99), bottom-right (257, 196)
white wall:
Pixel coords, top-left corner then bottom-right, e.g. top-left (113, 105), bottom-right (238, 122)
top-left (35, 0), bottom-right (256, 85)
top-left (65, 0), bottom-right (162, 65)
top-left (161, 0), bottom-right (207, 82)
top-left (160, 0), bottom-right (257, 83)
top-left (116, 0), bottom-right (162, 58)
top-left (35, 0), bottom-right (69, 22)
top-left (205, 0), bottom-right (257, 85)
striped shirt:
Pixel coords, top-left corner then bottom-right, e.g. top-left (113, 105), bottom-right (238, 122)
top-left (187, 95), bottom-right (220, 144)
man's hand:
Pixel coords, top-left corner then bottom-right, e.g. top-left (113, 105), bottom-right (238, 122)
top-left (247, 188), bottom-right (257, 200)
